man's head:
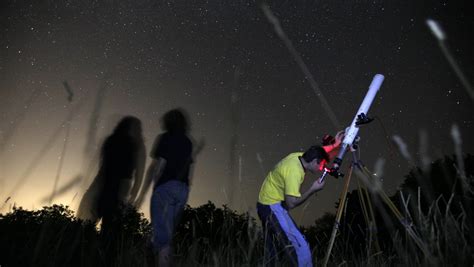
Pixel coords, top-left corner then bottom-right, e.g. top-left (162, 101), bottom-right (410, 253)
top-left (301, 145), bottom-right (330, 173)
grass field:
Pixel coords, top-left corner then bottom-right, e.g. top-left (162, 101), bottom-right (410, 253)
top-left (1, 155), bottom-right (473, 266)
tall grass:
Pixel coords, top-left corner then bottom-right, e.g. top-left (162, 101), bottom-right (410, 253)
top-left (0, 198), bottom-right (472, 266)
top-left (1, 155), bottom-right (472, 266)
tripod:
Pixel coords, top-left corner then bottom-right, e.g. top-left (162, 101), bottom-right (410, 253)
top-left (321, 146), bottom-right (431, 267)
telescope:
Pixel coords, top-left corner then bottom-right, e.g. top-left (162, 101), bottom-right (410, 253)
top-left (319, 74), bottom-right (385, 183)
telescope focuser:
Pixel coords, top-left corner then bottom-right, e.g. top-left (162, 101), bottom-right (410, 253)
top-left (324, 166), bottom-right (344, 178)
top-left (324, 157), bottom-right (344, 178)
top-left (355, 113), bottom-right (374, 126)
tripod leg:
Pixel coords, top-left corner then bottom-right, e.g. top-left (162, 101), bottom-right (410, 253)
top-left (356, 178), bottom-right (381, 257)
top-left (322, 166), bottom-right (354, 267)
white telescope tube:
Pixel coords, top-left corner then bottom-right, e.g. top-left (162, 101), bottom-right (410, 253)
top-left (319, 74), bottom-right (384, 183)
top-left (340, 74), bottom-right (384, 152)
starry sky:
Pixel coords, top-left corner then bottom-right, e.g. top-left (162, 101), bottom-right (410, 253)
top-left (0, 0), bottom-right (473, 226)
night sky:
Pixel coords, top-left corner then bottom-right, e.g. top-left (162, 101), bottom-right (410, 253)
top-left (1, 0), bottom-right (473, 226)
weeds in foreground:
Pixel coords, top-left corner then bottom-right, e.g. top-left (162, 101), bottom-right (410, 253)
top-left (0, 155), bottom-right (473, 266)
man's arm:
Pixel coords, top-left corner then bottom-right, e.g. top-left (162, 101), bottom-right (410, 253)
top-left (134, 157), bottom-right (166, 208)
top-left (323, 143), bottom-right (337, 153)
top-left (323, 130), bottom-right (345, 153)
top-left (284, 179), bottom-right (325, 210)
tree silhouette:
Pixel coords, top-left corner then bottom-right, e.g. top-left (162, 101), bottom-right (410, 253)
top-left (0, 204), bottom-right (150, 267)
top-left (399, 154), bottom-right (474, 217)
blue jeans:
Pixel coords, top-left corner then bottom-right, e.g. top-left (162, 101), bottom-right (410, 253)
top-left (257, 202), bottom-right (313, 267)
top-left (150, 180), bottom-right (189, 252)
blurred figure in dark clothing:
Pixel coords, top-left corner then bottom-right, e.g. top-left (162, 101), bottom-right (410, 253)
top-left (137, 108), bottom-right (203, 267)
top-left (78, 116), bottom-right (146, 231)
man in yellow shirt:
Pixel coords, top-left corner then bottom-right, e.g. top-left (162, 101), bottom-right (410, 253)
top-left (257, 132), bottom-right (343, 267)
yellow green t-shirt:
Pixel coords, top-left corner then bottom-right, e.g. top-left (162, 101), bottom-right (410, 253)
top-left (258, 152), bottom-right (305, 205)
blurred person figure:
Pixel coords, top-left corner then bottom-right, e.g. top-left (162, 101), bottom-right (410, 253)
top-left (77, 116), bottom-right (145, 233)
top-left (136, 108), bottom-right (202, 267)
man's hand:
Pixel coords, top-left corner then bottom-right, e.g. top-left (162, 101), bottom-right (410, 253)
top-left (310, 178), bottom-right (325, 192)
top-left (134, 158), bottom-right (166, 210)
top-left (285, 178), bottom-right (325, 210)
top-left (333, 130), bottom-right (345, 147)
